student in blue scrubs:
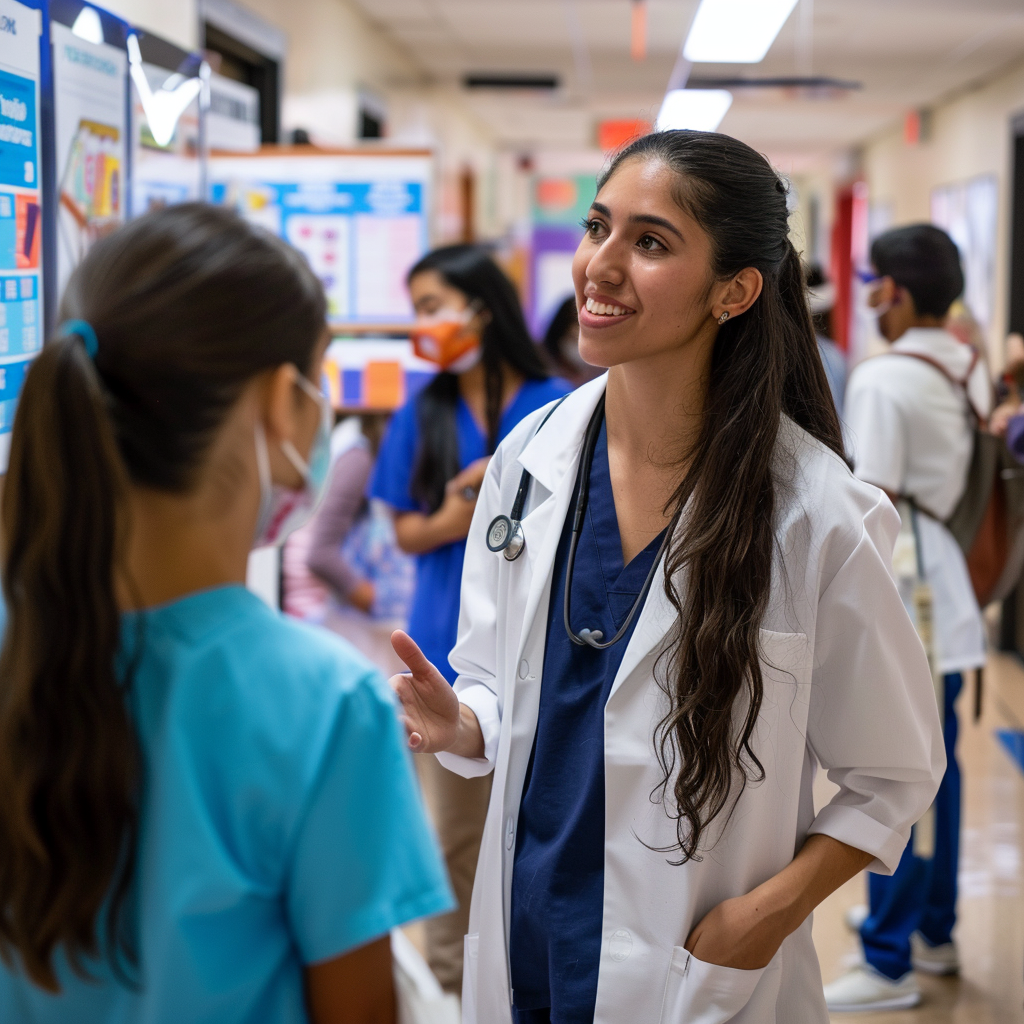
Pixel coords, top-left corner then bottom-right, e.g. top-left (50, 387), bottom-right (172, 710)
top-left (509, 418), bottom-right (664, 1021)
top-left (371, 244), bottom-right (568, 992)
top-left (0, 204), bottom-right (451, 1024)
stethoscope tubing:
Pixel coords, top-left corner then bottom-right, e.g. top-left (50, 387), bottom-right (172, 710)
top-left (562, 396), bottom-right (676, 649)
top-left (487, 392), bottom-right (676, 651)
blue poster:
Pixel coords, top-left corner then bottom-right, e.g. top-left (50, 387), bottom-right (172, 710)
top-left (0, 66), bottom-right (36, 189)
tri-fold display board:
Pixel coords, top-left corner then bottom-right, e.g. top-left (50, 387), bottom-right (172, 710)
top-left (0, 0), bottom-right (43, 469)
top-left (0, 1), bottom-right (437, 468)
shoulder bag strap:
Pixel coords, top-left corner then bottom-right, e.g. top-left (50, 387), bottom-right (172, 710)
top-left (887, 348), bottom-right (985, 425)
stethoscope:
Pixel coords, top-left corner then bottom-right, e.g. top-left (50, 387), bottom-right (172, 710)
top-left (487, 395), bottom-right (675, 649)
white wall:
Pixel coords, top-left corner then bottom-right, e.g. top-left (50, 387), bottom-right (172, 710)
top-left (101, 0), bottom-right (199, 50)
top-left (861, 56), bottom-right (1024, 364)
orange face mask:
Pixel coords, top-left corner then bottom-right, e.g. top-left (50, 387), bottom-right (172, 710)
top-left (410, 309), bottom-right (482, 372)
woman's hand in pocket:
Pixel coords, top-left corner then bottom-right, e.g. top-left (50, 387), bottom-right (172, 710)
top-left (684, 891), bottom-right (790, 971)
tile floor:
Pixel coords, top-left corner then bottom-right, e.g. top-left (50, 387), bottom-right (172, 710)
top-left (815, 653), bottom-right (1024, 1024)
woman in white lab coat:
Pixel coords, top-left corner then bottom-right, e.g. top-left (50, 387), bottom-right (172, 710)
top-left (391, 130), bottom-right (944, 1024)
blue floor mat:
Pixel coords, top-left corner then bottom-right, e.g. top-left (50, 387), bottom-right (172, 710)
top-left (996, 729), bottom-right (1024, 776)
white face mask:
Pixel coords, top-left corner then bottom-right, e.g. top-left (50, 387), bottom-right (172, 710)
top-left (252, 372), bottom-right (334, 549)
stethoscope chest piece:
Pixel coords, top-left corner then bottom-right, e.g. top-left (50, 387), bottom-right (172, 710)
top-left (487, 514), bottom-right (526, 561)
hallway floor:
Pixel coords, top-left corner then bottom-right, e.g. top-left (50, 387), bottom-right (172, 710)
top-left (815, 652), bottom-right (1024, 1023)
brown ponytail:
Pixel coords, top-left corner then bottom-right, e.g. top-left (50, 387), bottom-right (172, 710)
top-left (0, 334), bottom-right (134, 989)
top-left (0, 203), bottom-right (327, 989)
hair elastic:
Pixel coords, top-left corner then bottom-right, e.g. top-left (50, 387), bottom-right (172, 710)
top-left (60, 319), bottom-right (99, 359)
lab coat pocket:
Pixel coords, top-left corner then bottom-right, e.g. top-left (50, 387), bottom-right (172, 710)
top-left (462, 933), bottom-right (480, 1022)
top-left (659, 947), bottom-right (774, 1024)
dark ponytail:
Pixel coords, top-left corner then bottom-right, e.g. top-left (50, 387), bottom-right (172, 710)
top-left (0, 203), bottom-right (326, 989)
top-left (597, 131), bottom-right (843, 862)
top-left (0, 336), bottom-right (134, 989)
top-left (407, 245), bottom-right (549, 512)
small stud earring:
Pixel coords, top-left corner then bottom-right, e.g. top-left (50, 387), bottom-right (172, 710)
top-left (717, 311), bottom-right (730, 324)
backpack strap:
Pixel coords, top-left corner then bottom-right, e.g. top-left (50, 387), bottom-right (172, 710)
top-left (888, 348), bottom-right (985, 425)
top-left (886, 348), bottom-right (986, 525)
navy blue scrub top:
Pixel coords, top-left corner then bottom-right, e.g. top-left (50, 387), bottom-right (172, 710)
top-left (370, 377), bottom-right (569, 683)
top-left (510, 420), bottom-right (665, 1024)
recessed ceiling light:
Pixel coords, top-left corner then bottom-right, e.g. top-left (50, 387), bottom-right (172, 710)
top-left (656, 89), bottom-right (733, 132)
top-left (683, 0), bottom-right (799, 64)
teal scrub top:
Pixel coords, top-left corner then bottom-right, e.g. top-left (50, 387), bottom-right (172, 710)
top-left (0, 585), bottom-right (453, 1023)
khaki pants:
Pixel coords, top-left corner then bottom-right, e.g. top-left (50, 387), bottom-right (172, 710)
top-left (417, 753), bottom-right (492, 995)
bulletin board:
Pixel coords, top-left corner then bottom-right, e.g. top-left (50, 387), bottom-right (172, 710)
top-left (529, 173), bottom-right (594, 338)
top-left (931, 175), bottom-right (999, 331)
top-left (210, 149), bottom-right (432, 329)
top-left (0, 0), bottom-right (44, 471)
top-left (51, 18), bottom-right (128, 298)
top-left (322, 336), bottom-right (434, 413)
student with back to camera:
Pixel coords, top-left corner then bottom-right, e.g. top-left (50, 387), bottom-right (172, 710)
top-left (825, 225), bottom-right (990, 1012)
top-left (370, 244), bottom-right (568, 995)
top-left (0, 205), bottom-right (452, 1024)
top-left (390, 131), bottom-right (945, 1024)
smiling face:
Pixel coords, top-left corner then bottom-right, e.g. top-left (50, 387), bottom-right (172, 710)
top-left (572, 157), bottom-right (762, 377)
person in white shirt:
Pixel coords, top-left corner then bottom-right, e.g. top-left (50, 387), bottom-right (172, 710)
top-left (827, 224), bottom-right (988, 1012)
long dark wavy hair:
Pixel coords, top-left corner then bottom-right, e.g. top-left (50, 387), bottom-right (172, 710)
top-left (601, 132), bottom-right (844, 861)
top-left (408, 245), bottom-right (549, 512)
top-left (0, 204), bottom-right (325, 989)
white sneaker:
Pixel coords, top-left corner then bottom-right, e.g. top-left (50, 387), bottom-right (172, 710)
top-left (824, 964), bottom-right (921, 1012)
top-left (844, 903), bottom-right (869, 932)
top-left (911, 931), bottom-right (960, 975)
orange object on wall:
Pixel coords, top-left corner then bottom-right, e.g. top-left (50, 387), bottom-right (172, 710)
top-left (15, 195), bottom-right (39, 269)
top-left (363, 360), bottom-right (404, 409)
top-left (598, 119), bottom-right (651, 153)
top-left (631, 0), bottom-right (647, 61)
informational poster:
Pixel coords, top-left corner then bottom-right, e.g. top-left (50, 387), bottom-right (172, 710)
top-left (210, 153), bottom-right (431, 326)
top-left (529, 174), bottom-right (595, 337)
top-left (931, 176), bottom-right (999, 330)
top-left (0, 0), bottom-right (42, 469)
top-left (51, 22), bottom-right (127, 299)
top-left (322, 337), bottom-right (434, 411)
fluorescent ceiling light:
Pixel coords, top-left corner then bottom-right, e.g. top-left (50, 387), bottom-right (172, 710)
top-left (656, 89), bottom-right (733, 132)
top-left (684, 0), bottom-right (799, 63)
top-left (71, 7), bottom-right (103, 45)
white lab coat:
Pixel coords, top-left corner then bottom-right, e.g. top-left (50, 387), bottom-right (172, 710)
top-left (439, 377), bottom-right (944, 1024)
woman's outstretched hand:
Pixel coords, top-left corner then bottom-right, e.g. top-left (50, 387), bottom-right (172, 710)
top-left (389, 630), bottom-right (463, 754)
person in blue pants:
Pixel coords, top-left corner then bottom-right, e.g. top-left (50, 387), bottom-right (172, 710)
top-left (863, 672), bottom-right (962, 980)
top-left (829, 224), bottom-right (989, 1011)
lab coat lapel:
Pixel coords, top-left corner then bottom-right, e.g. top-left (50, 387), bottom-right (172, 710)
top-left (607, 557), bottom-right (679, 703)
top-left (513, 376), bottom-right (608, 662)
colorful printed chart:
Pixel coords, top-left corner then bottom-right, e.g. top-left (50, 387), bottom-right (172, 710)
top-left (322, 338), bottom-right (435, 411)
top-left (52, 22), bottom-right (127, 298)
top-left (210, 152), bottom-right (431, 326)
top-left (0, 0), bottom-right (42, 470)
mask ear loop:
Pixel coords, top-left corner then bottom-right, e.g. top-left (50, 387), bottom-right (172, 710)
top-left (282, 371), bottom-right (332, 480)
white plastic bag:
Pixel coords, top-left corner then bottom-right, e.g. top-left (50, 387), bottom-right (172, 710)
top-left (392, 929), bottom-right (461, 1024)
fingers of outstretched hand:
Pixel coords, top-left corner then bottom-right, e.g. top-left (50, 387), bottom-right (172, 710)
top-left (390, 630), bottom-right (436, 680)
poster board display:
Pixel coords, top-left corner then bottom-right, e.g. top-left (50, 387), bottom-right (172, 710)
top-left (0, 0), bottom-right (43, 470)
top-left (529, 174), bottom-right (594, 337)
top-left (51, 21), bottom-right (127, 298)
top-left (322, 337), bottom-right (434, 412)
top-left (931, 176), bottom-right (998, 331)
top-left (210, 151), bottom-right (431, 326)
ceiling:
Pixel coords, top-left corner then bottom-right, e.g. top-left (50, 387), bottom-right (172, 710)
top-left (349, 0), bottom-right (1024, 161)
